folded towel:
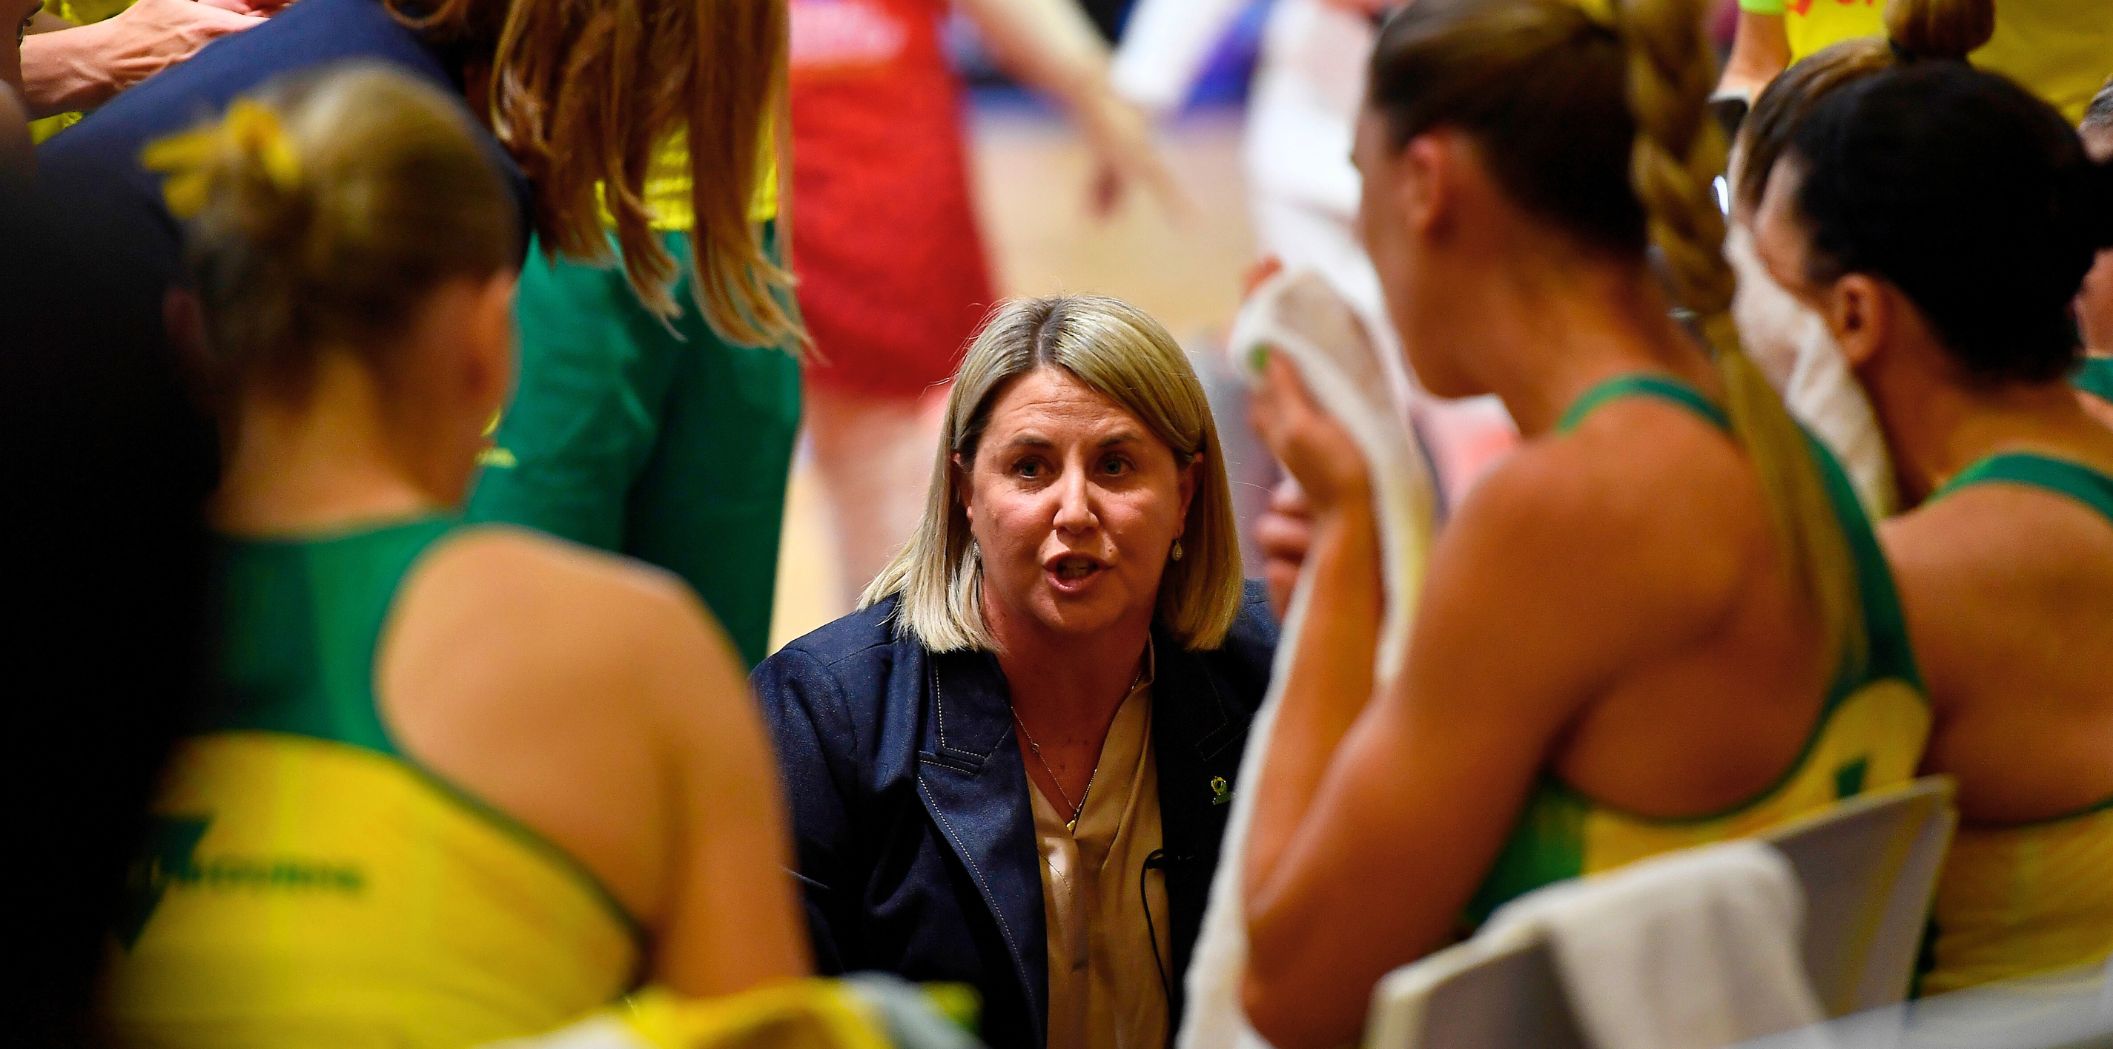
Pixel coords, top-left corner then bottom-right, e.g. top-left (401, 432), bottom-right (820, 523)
top-left (1482, 840), bottom-right (1831, 1049)
top-left (1176, 266), bottom-right (1440, 1049)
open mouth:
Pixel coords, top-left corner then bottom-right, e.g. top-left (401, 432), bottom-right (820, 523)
top-left (1045, 554), bottom-right (1107, 583)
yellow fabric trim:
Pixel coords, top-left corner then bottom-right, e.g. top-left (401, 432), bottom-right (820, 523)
top-left (618, 983), bottom-right (892, 1049)
top-left (1925, 806), bottom-right (2113, 994)
top-left (1578, 681), bottom-right (1929, 874)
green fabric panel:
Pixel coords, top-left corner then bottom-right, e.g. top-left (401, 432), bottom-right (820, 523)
top-left (1556, 373), bottom-right (1731, 434)
top-left (469, 224), bottom-right (800, 668)
top-left (1464, 787), bottom-right (1587, 925)
top-left (1935, 453), bottom-right (2113, 532)
top-left (1834, 756), bottom-right (1870, 800)
top-left (207, 517), bottom-right (457, 753)
top-left (2073, 358), bottom-right (2113, 403)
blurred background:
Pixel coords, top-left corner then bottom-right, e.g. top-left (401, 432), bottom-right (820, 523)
top-left (771, 0), bottom-right (1272, 647)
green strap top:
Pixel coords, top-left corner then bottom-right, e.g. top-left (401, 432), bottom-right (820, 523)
top-left (1464, 373), bottom-right (1928, 922)
top-left (1933, 452), bottom-right (2113, 530)
top-left (2074, 357), bottom-right (2113, 404)
top-left (207, 516), bottom-right (459, 751)
top-left (205, 515), bottom-right (649, 940)
top-left (1557, 373), bottom-right (1730, 433)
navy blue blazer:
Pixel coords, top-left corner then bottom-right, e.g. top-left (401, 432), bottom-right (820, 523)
top-left (38, 0), bottom-right (532, 291)
top-left (752, 585), bottom-right (1278, 1049)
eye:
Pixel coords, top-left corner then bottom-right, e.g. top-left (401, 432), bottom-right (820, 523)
top-left (1012, 457), bottom-right (1047, 480)
top-left (1098, 453), bottom-right (1132, 476)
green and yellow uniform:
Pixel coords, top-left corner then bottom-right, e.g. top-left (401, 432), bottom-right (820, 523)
top-left (470, 138), bottom-right (798, 669)
top-left (1466, 374), bottom-right (1929, 922)
top-left (2074, 357), bottom-right (2113, 405)
top-left (1733, 0), bottom-right (2109, 123)
top-left (105, 518), bottom-right (643, 1048)
top-left (1918, 453), bottom-right (2113, 993)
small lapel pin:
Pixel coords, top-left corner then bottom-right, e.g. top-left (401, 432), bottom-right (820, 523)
top-left (1210, 775), bottom-right (1233, 807)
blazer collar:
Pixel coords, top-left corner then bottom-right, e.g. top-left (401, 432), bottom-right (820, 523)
top-left (914, 626), bottom-right (1248, 1049)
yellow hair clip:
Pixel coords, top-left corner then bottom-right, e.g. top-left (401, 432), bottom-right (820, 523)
top-left (1572, 0), bottom-right (1618, 28)
top-left (140, 98), bottom-right (302, 219)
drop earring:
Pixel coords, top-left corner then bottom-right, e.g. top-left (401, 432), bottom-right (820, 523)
top-left (1170, 538), bottom-right (1184, 562)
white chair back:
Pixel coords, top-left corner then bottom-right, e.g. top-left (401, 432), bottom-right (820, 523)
top-left (1763, 777), bottom-right (1958, 1017)
top-left (1366, 935), bottom-right (1588, 1049)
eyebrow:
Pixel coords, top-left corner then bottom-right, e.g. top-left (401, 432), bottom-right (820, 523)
top-left (1000, 431), bottom-right (1144, 450)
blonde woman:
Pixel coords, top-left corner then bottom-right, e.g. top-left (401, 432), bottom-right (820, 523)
top-left (1236, 0), bottom-right (1926, 1044)
top-left (751, 295), bottom-right (1277, 1049)
top-left (102, 65), bottom-right (808, 1046)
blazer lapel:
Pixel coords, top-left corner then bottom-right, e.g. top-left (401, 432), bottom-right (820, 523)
top-left (915, 649), bottom-right (1048, 1049)
top-left (1151, 630), bottom-right (1248, 1032)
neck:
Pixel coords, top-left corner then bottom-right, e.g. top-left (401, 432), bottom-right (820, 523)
top-left (1869, 366), bottom-right (2113, 506)
top-left (985, 593), bottom-right (1152, 748)
top-left (1459, 256), bottom-right (1713, 436)
top-left (213, 363), bottom-right (441, 536)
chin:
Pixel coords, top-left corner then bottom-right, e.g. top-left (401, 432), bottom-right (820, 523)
top-left (1027, 588), bottom-right (1144, 641)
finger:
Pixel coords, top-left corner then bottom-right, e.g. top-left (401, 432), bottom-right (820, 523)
top-left (1261, 353), bottom-right (1320, 426)
top-left (196, 6), bottom-right (268, 28)
top-left (1242, 256), bottom-right (1285, 298)
top-left (1264, 562), bottom-right (1299, 619)
top-left (1088, 165), bottom-right (1121, 220)
top-left (1267, 475), bottom-right (1311, 518)
top-left (1253, 512), bottom-right (1313, 562)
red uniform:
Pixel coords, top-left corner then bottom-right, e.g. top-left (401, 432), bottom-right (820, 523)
top-left (791, 0), bottom-right (996, 396)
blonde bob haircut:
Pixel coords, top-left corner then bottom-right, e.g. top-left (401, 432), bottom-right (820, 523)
top-left (861, 295), bottom-right (1245, 654)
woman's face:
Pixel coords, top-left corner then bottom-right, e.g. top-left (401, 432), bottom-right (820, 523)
top-left (959, 367), bottom-right (1196, 646)
top-left (1352, 111), bottom-right (1486, 398)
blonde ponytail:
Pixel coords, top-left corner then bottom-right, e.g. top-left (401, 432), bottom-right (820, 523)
top-left (1615, 0), bottom-right (1865, 674)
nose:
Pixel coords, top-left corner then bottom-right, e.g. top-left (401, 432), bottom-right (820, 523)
top-left (1052, 468), bottom-right (1097, 535)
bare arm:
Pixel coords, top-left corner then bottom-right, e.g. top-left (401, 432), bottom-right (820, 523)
top-left (1240, 368), bottom-right (1725, 1049)
top-left (20, 0), bottom-right (263, 118)
top-left (1717, 8), bottom-right (1790, 101)
top-left (953, 0), bottom-right (1185, 218)
top-left (646, 592), bottom-right (814, 993)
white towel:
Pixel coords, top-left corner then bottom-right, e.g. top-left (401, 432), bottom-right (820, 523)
top-left (1480, 840), bottom-right (1832, 1049)
top-left (1175, 267), bottom-right (1441, 1049)
top-left (1726, 223), bottom-right (1896, 519)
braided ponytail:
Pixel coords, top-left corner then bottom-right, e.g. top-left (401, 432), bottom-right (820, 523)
top-left (1615, 0), bottom-right (1865, 673)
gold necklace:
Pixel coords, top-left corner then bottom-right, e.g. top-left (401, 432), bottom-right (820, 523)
top-left (1013, 711), bottom-right (1092, 830)
top-left (1011, 659), bottom-right (1148, 832)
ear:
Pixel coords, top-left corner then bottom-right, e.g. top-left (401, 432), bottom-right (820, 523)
top-left (1396, 133), bottom-right (1453, 237)
top-left (462, 271), bottom-right (517, 416)
top-left (952, 450), bottom-right (974, 525)
top-left (1825, 273), bottom-right (1891, 371)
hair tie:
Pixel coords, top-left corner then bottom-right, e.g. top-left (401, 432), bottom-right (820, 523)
top-left (1574, 0), bottom-right (1618, 29)
top-left (141, 99), bottom-right (303, 219)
